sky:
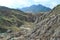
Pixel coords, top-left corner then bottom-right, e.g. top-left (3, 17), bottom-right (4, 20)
top-left (0, 0), bottom-right (60, 9)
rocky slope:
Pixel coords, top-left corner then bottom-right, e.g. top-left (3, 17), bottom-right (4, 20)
top-left (25, 5), bottom-right (60, 40)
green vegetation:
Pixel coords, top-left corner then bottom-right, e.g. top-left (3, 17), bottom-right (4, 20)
top-left (0, 6), bottom-right (35, 32)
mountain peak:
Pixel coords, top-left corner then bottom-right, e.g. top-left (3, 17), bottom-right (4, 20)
top-left (20, 4), bottom-right (51, 13)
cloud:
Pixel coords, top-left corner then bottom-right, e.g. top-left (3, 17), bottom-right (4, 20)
top-left (15, 0), bottom-right (33, 7)
top-left (0, 0), bottom-right (34, 8)
top-left (0, 0), bottom-right (60, 8)
top-left (0, 0), bottom-right (15, 7)
top-left (34, 0), bottom-right (49, 3)
top-left (33, 0), bottom-right (60, 8)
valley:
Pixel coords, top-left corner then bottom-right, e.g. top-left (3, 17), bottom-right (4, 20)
top-left (0, 4), bottom-right (60, 40)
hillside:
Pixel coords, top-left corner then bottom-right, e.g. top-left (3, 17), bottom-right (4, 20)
top-left (20, 4), bottom-right (51, 13)
top-left (0, 5), bottom-right (60, 40)
top-left (0, 6), bottom-right (36, 33)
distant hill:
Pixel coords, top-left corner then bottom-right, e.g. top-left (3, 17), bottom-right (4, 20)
top-left (20, 4), bottom-right (51, 13)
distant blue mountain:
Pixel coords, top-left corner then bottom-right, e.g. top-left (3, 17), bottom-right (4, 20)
top-left (20, 4), bottom-right (51, 13)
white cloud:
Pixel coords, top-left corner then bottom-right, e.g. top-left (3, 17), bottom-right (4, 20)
top-left (15, 0), bottom-right (32, 7)
top-left (0, 0), bottom-right (33, 8)
top-left (33, 0), bottom-right (60, 8)
top-left (49, 2), bottom-right (58, 8)
top-left (34, 0), bottom-right (49, 3)
top-left (0, 0), bottom-right (60, 8)
top-left (0, 0), bottom-right (15, 7)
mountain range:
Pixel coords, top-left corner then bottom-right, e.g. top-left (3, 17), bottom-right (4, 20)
top-left (20, 4), bottom-right (51, 13)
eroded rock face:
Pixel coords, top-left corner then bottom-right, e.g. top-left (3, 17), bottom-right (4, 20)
top-left (25, 5), bottom-right (60, 40)
top-left (27, 14), bottom-right (60, 40)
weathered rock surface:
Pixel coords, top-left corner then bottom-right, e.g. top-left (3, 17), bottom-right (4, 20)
top-left (25, 5), bottom-right (60, 40)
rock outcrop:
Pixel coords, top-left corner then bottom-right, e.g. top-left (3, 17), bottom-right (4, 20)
top-left (25, 5), bottom-right (60, 40)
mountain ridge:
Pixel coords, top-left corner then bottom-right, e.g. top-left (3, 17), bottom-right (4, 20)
top-left (20, 4), bottom-right (51, 13)
top-left (0, 6), bottom-right (35, 33)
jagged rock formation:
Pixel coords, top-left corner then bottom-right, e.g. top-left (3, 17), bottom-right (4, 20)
top-left (25, 5), bottom-right (60, 40)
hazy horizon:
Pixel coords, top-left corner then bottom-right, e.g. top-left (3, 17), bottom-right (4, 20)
top-left (0, 0), bottom-right (60, 9)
